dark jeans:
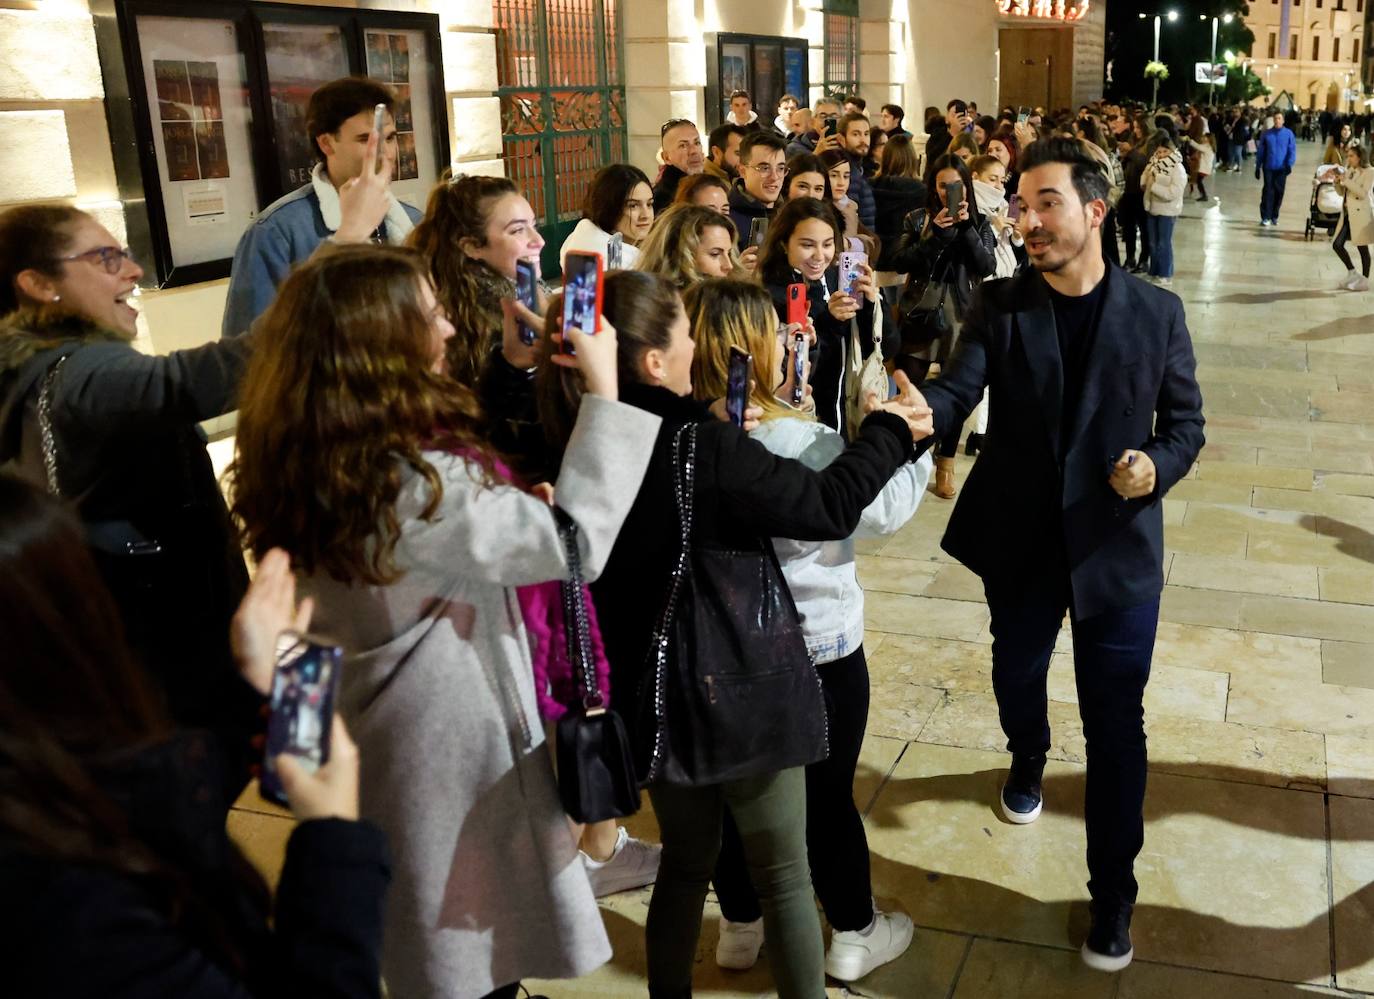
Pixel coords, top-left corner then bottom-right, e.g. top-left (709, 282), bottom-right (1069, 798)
top-left (714, 647), bottom-right (874, 932)
top-left (1120, 198), bottom-right (1150, 268)
top-left (1261, 167), bottom-right (1289, 222)
top-left (1101, 207), bottom-right (1120, 266)
top-left (984, 577), bottom-right (1158, 909)
top-left (1334, 219), bottom-right (1372, 276)
top-left (1144, 214), bottom-right (1176, 278)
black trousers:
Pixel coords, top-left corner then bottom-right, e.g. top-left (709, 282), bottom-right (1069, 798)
top-left (894, 355), bottom-right (961, 458)
top-left (713, 646), bottom-right (875, 932)
top-left (1101, 207), bottom-right (1120, 266)
top-left (984, 577), bottom-right (1158, 910)
top-left (1120, 198), bottom-right (1150, 267)
top-left (1333, 219), bottom-right (1372, 276)
top-left (1260, 167), bottom-right (1289, 222)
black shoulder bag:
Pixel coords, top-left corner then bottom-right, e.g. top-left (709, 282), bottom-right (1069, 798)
top-left (637, 422), bottom-right (829, 787)
top-left (553, 511), bottom-right (641, 823)
top-left (896, 241), bottom-right (953, 351)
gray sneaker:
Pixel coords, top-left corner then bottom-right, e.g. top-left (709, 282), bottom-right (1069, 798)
top-left (581, 826), bottom-right (661, 897)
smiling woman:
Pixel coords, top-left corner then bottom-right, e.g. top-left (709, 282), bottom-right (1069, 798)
top-left (0, 203), bottom-right (259, 770)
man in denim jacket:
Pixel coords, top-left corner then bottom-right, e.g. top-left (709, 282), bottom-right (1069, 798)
top-left (220, 77), bottom-right (422, 338)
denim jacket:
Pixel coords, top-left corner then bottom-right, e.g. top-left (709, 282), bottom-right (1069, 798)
top-left (220, 164), bottom-right (422, 338)
top-left (750, 414), bottom-right (930, 663)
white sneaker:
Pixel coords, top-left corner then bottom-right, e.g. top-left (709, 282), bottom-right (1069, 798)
top-left (715, 917), bottom-right (764, 970)
top-left (826, 909), bottom-right (915, 982)
top-left (1350, 275), bottom-right (1370, 292)
top-left (1156, 277), bottom-right (1173, 288)
top-left (581, 826), bottom-right (661, 897)
top-left (1339, 269), bottom-right (1360, 290)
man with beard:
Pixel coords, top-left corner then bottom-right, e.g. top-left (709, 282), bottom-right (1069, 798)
top-left (836, 112), bottom-right (876, 228)
top-left (704, 122), bottom-right (746, 183)
top-left (905, 137), bottom-right (1204, 974)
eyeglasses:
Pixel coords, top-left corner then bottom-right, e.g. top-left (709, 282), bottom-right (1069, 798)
top-left (57, 246), bottom-right (135, 275)
top-left (749, 163), bottom-right (789, 178)
top-left (660, 118), bottom-right (695, 138)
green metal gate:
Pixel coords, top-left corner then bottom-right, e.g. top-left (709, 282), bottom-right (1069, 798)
top-left (493, 0), bottom-right (627, 277)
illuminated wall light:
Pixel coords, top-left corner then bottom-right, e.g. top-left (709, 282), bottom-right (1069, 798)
top-left (995, 0), bottom-right (1091, 21)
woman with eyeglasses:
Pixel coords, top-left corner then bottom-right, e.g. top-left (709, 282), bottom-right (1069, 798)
top-left (0, 205), bottom-right (260, 772)
top-left (0, 185), bottom-right (390, 784)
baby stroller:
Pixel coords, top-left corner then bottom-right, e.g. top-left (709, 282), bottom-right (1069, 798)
top-left (1305, 165), bottom-right (1344, 241)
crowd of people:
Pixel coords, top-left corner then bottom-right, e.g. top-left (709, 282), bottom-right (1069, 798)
top-left (0, 76), bottom-right (1212, 997)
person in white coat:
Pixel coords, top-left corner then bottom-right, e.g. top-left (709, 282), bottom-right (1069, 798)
top-left (1141, 131), bottom-right (1186, 287)
top-left (559, 164), bottom-right (655, 270)
top-left (1185, 117), bottom-right (1216, 202)
top-left (683, 278), bottom-right (931, 985)
top-left (1332, 143), bottom-right (1374, 291)
top-left (965, 153), bottom-right (1022, 453)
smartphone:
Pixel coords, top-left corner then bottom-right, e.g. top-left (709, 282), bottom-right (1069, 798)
top-left (838, 250), bottom-right (866, 298)
top-left (515, 257), bottom-right (540, 346)
top-left (261, 634), bottom-right (342, 807)
top-left (943, 179), bottom-right (965, 216)
top-left (561, 251), bottom-right (604, 353)
top-left (726, 346), bottom-right (751, 427)
top-left (791, 332), bottom-right (806, 406)
top-left (748, 217), bottom-right (769, 248)
top-left (786, 282), bottom-right (808, 327)
top-left (372, 103), bottom-right (387, 171)
top-left (821, 115), bottom-right (838, 139)
top-left (607, 231), bottom-right (624, 270)
top-left (1016, 105), bottom-right (1030, 125)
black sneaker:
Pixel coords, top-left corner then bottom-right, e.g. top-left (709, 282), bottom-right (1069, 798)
top-left (999, 753), bottom-right (1045, 824)
top-left (1081, 901), bottom-right (1134, 972)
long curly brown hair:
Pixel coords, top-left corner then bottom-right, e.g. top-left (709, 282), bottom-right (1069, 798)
top-left (408, 172), bottom-right (517, 387)
top-left (229, 244), bottom-right (496, 585)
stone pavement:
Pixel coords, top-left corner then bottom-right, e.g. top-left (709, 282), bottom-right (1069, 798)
top-left (229, 138), bottom-right (1374, 998)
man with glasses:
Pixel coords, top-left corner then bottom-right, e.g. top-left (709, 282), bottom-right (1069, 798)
top-left (652, 119), bottom-right (706, 213)
top-left (728, 131), bottom-right (788, 256)
top-left (221, 76), bottom-right (421, 338)
top-left (786, 98), bottom-right (842, 159)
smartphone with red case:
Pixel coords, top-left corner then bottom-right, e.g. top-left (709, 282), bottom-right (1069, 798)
top-left (561, 251), bottom-right (604, 353)
top-left (786, 282), bottom-right (808, 327)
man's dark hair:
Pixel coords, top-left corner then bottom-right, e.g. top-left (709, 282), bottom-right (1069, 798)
top-left (881, 103), bottom-right (905, 125)
top-left (948, 99), bottom-right (968, 114)
top-left (844, 94), bottom-right (867, 111)
top-left (583, 163), bottom-right (653, 233)
top-left (837, 111), bottom-right (870, 138)
top-left (779, 93), bottom-right (800, 106)
top-left (739, 130), bottom-right (787, 164)
top-left (306, 77), bottom-right (395, 162)
top-left (729, 89), bottom-right (751, 101)
top-left (1017, 136), bottom-right (1111, 207)
top-left (708, 122), bottom-right (747, 159)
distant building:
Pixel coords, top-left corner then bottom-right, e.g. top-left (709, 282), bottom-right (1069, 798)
top-left (1244, 0), bottom-right (1366, 112)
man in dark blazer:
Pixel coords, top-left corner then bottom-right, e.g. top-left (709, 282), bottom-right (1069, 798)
top-left (911, 137), bottom-right (1204, 972)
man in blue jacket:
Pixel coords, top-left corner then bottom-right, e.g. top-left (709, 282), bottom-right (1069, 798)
top-left (836, 112), bottom-right (877, 229)
top-left (220, 77), bottom-right (423, 338)
top-left (1255, 110), bottom-right (1297, 227)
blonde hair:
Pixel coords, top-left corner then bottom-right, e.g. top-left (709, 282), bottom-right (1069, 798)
top-left (635, 203), bottom-right (745, 288)
top-left (682, 278), bottom-right (809, 424)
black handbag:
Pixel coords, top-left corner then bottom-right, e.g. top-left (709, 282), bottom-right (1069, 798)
top-left (553, 510), bottom-right (641, 823)
top-left (637, 422), bottom-right (829, 787)
top-left (896, 245), bottom-right (953, 351)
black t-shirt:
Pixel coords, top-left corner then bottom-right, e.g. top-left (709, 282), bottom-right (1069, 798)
top-left (1048, 268), bottom-right (1109, 458)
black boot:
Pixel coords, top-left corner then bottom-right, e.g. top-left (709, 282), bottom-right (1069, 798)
top-left (1081, 901), bottom-right (1134, 972)
top-left (964, 432), bottom-right (984, 456)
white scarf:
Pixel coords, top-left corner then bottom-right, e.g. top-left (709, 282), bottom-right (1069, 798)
top-left (311, 163), bottom-right (414, 244)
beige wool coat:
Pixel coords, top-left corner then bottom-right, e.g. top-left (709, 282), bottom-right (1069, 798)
top-left (300, 395), bottom-right (660, 999)
top-left (1336, 165), bottom-right (1374, 246)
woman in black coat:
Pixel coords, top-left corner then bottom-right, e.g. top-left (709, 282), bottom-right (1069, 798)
top-left (757, 198), bottom-right (879, 437)
top-left (887, 153), bottom-right (997, 499)
top-left (0, 475), bottom-right (389, 998)
top-left (538, 271), bottom-right (927, 999)
top-left (870, 134), bottom-right (929, 273)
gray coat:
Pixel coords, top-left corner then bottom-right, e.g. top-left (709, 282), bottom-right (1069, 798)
top-left (301, 395), bottom-right (661, 998)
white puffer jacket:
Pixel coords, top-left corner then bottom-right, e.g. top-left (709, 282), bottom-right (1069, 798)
top-left (1143, 148), bottom-right (1187, 217)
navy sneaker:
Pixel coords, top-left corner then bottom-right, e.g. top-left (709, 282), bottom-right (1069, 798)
top-left (1081, 901), bottom-right (1134, 972)
top-left (999, 753), bottom-right (1045, 824)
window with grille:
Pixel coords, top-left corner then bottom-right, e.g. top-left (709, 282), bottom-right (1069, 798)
top-left (492, 0), bottom-right (626, 276)
top-left (823, 0), bottom-right (859, 100)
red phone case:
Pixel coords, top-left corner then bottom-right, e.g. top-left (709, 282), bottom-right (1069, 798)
top-left (786, 282), bottom-right (808, 327)
top-left (561, 251), bottom-right (604, 351)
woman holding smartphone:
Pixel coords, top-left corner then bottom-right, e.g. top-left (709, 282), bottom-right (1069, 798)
top-left (558, 164), bottom-right (655, 270)
top-left (683, 279), bottom-right (931, 983)
top-left (757, 198), bottom-right (879, 437)
top-left (537, 269), bottom-right (930, 999)
top-left (887, 152), bottom-right (997, 498)
top-left (231, 244), bottom-right (663, 999)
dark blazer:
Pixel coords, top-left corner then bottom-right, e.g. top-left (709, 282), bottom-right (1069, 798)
top-left (727, 181), bottom-right (774, 251)
top-left (871, 175), bottom-right (928, 271)
top-left (918, 266), bottom-right (1205, 619)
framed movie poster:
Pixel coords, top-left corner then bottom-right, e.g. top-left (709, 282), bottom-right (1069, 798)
top-left (704, 34), bottom-right (809, 130)
top-left (134, 15), bottom-right (261, 275)
top-left (99, 0), bottom-right (449, 289)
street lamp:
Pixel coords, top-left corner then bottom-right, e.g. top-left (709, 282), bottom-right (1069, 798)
top-left (1201, 12), bottom-right (1235, 107)
top-left (1139, 9), bottom-right (1181, 110)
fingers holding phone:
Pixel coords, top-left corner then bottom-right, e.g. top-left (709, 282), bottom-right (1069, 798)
top-left (276, 715), bottom-right (360, 822)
